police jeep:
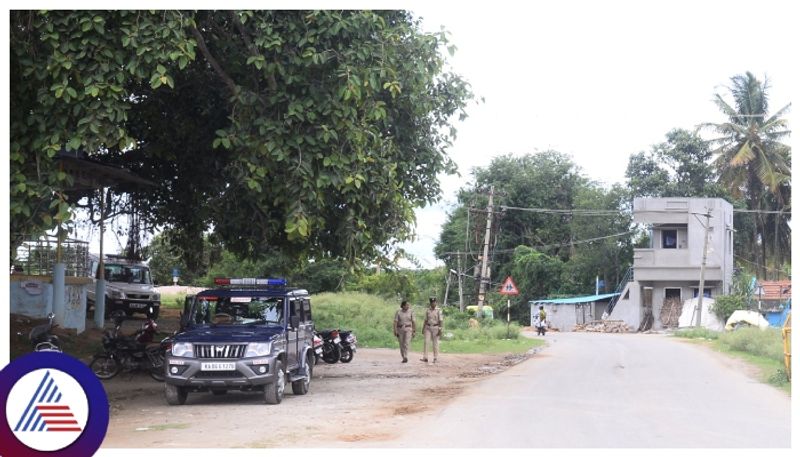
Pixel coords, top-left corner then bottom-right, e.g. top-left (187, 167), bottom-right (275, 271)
top-left (164, 278), bottom-right (315, 405)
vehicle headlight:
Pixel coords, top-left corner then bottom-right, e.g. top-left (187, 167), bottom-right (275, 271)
top-left (245, 342), bottom-right (271, 357)
top-left (152, 292), bottom-right (161, 301)
top-left (108, 290), bottom-right (125, 299)
top-left (171, 342), bottom-right (194, 358)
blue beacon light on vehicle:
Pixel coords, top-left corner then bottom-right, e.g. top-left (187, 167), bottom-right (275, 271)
top-left (213, 278), bottom-right (287, 286)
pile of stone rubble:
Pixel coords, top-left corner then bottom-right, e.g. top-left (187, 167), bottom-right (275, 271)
top-left (573, 320), bottom-right (631, 333)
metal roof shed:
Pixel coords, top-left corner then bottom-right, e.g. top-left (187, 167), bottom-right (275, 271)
top-left (530, 293), bottom-right (619, 331)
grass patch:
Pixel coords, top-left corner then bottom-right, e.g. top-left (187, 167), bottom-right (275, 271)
top-left (412, 337), bottom-right (544, 354)
top-left (672, 327), bottom-right (719, 340)
top-left (159, 292), bottom-right (186, 309)
top-left (312, 291), bottom-right (537, 354)
top-left (672, 326), bottom-right (790, 393)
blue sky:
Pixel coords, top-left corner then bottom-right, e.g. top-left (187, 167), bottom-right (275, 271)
top-left (400, 0), bottom-right (796, 267)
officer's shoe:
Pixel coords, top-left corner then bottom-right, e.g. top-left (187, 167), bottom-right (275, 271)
top-left (420, 358), bottom-right (428, 362)
top-left (402, 358), bottom-right (408, 363)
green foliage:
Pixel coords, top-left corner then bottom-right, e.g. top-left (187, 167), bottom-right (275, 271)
top-left (311, 292), bottom-right (418, 348)
top-left (10, 11), bottom-right (473, 267)
top-left (345, 271), bottom-right (417, 302)
top-left (709, 294), bottom-right (748, 323)
top-left (435, 152), bottom-right (632, 313)
top-left (717, 327), bottom-right (784, 363)
top-left (311, 292), bottom-right (530, 351)
top-left (701, 72), bottom-right (791, 277)
top-left (626, 129), bottom-right (724, 199)
top-left (672, 327), bottom-right (720, 340)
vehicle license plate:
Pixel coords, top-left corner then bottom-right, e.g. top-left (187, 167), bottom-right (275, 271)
top-left (129, 303), bottom-right (146, 309)
top-left (333, 337), bottom-right (341, 344)
top-left (201, 362), bottom-right (236, 371)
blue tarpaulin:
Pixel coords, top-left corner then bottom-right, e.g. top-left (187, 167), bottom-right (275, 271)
top-left (530, 292), bottom-right (619, 305)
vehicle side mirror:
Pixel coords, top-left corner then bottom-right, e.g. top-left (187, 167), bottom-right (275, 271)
top-left (290, 315), bottom-right (301, 330)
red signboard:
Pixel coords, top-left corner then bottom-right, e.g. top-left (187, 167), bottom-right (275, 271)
top-left (499, 276), bottom-right (519, 295)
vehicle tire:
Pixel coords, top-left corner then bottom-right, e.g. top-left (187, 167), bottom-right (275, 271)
top-left (264, 360), bottom-right (285, 405)
top-left (211, 389), bottom-right (227, 396)
top-left (125, 310), bottom-right (134, 317)
top-left (339, 347), bottom-right (354, 363)
top-left (165, 383), bottom-right (188, 405)
top-left (151, 307), bottom-right (160, 320)
top-left (90, 355), bottom-right (120, 380)
top-left (292, 355), bottom-right (312, 395)
top-left (322, 344), bottom-right (341, 364)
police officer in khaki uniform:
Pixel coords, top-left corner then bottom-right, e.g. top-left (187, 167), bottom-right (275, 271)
top-left (394, 300), bottom-right (416, 363)
top-left (421, 297), bottom-right (443, 363)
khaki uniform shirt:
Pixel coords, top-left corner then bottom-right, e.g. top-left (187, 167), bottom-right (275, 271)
top-left (395, 308), bottom-right (415, 332)
top-left (424, 307), bottom-right (443, 329)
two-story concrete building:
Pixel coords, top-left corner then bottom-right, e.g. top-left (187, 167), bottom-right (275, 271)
top-left (608, 197), bottom-right (734, 330)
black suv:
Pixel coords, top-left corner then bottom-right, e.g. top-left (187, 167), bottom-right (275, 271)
top-left (164, 278), bottom-right (314, 405)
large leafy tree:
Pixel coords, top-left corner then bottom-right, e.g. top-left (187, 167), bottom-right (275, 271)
top-left (435, 152), bottom-right (632, 318)
top-left (701, 72), bottom-right (791, 277)
top-left (626, 128), bottom-right (723, 198)
top-left (10, 10), bottom-right (472, 266)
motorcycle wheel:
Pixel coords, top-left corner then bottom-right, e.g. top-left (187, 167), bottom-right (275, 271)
top-left (321, 344), bottom-right (341, 364)
top-left (150, 353), bottom-right (166, 382)
top-left (90, 355), bottom-right (120, 379)
top-left (339, 347), bottom-right (354, 363)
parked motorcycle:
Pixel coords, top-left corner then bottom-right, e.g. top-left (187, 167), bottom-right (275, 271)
top-left (312, 333), bottom-right (324, 365)
top-left (89, 307), bottom-right (166, 381)
top-left (317, 329), bottom-right (342, 364)
top-left (338, 329), bottom-right (357, 363)
top-left (29, 312), bottom-right (62, 352)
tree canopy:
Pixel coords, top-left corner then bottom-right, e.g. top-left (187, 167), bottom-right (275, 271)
top-left (10, 10), bottom-right (473, 265)
top-left (435, 152), bottom-right (633, 320)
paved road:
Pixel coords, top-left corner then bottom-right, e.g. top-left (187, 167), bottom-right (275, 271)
top-left (377, 332), bottom-right (791, 448)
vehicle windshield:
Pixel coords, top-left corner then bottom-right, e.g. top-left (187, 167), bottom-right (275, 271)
top-left (192, 296), bottom-right (284, 326)
top-left (104, 263), bottom-right (152, 284)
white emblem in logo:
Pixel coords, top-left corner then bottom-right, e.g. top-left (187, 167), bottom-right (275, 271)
top-left (5, 368), bottom-right (88, 451)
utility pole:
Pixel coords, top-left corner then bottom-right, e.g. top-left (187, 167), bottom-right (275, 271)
top-left (457, 253), bottom-right (464, 312)
top-left (695, 209), bottom-right (712, 327)
top-left (443, 269), bottom-right (451, 306)
top-left (477, 186), bottom-right (494, 315)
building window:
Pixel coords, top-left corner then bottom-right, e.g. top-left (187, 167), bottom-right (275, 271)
top-left (662, 230), bottom-right (677, 249)
top-left (692, 288), bottom-right (712, 298)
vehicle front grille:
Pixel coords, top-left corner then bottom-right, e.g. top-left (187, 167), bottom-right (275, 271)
top-left (127, 294), bottom-right (151, 300)
top-left (195, 344), bottom-right (247, 359)
top-left (193, 371), bottom-right (243, 379)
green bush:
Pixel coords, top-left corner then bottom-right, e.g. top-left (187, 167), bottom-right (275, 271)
top-left (311, 292), bottom-right (523, 348)
top-left (717, 327), bottom-right (784, 363)
top-left (710, 294), bottom-right (748, 322)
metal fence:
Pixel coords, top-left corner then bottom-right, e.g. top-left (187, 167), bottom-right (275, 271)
top-left (12, 236), bottom-right (90, 277)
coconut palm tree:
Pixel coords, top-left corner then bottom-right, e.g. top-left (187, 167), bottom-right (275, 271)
top-left (701, 72), bottom-right (791, 278)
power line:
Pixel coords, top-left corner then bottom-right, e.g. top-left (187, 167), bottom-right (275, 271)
top-left (500, 205), bottom-right (621, 215)
top-left (734, 254), bottom-right (789, 275)
top-left (442, 230), bottom-right (634, 256)
top-left (500, 205), bottom-right (789, 216)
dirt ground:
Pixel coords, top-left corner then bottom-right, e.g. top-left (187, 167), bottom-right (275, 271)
top-left (10, 310), bottom-right (539, 448)
top-left (100, 348), bottom-right (537, 448)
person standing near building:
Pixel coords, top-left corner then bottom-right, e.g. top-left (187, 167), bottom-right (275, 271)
top-left (421, 297), bottom-right (443, 363)
top-left (394, 300), bottom-right (416, 363)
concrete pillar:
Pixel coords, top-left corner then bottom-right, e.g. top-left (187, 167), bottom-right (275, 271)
top-left (94, 279), bottom-right (106, 329)
top-left (52, 263), bottom-right (66, 326)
